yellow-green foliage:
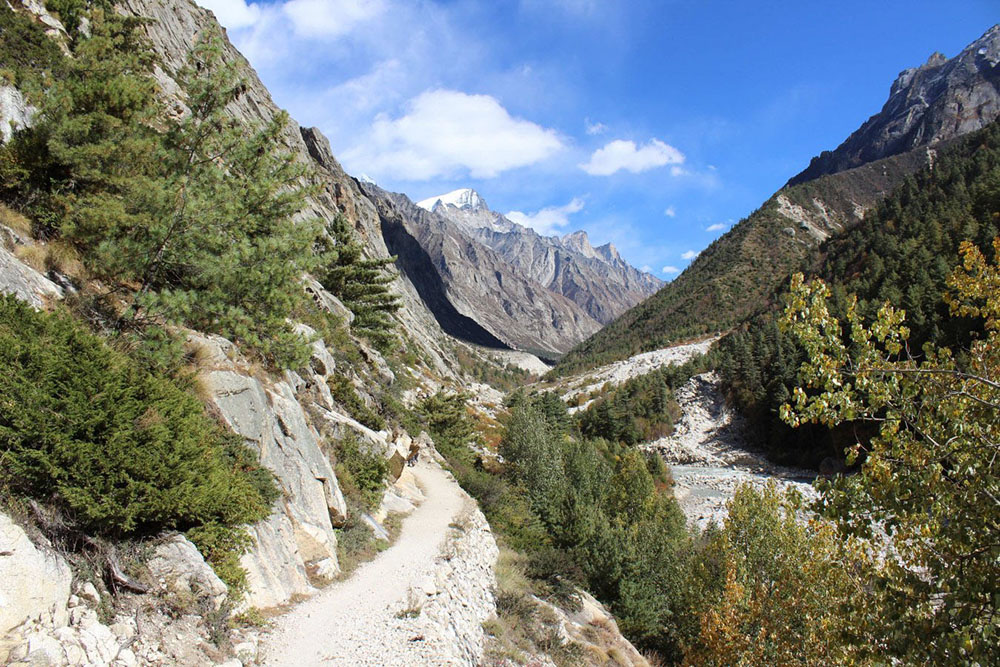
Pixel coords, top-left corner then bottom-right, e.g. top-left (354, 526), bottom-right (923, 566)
top-left (777, 241), bottom-right (1000, 663)
top-left (685, 483), bottom-right (857, 666)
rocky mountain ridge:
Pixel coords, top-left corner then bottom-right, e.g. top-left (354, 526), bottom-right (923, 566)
top-left (364, 182), bottom-right (602, 356)
top-left (418, 187), bottom-right (663, 327)
top-left (788, 24), bottom-right (1000, 185)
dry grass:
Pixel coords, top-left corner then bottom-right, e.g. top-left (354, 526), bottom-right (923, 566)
top-left (44, 240), bottom-right (84, 277)
top-left (12, 237), bottom-right (86, 280)
top-left (13, 243), bottom-right (46, 271)
top-left (0, 203), bottom-right (32, 238)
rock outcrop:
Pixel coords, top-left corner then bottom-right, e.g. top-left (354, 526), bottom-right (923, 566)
top-left (0, 244), bottom-right (63, 308)
top-left (0, 514), bottom-right (71, 640)
top-left (147, 536), bottom-right (229, 611)
top-left (789, 25), bottom-right (1000, 186)
top-left (0, 86), bottom-right (34, 143)
top-left (192, 333), bottom-right (347, 609)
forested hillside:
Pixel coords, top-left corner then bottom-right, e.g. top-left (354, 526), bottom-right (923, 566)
top-left (552, 145), bottom-right (933, 376)
top-left (716, 119), bottom-right (1000, 467)
top-left (554, 26), bottom-right (1000, 378)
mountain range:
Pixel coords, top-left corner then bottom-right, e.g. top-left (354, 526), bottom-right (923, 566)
top-left (355, 183), bottom-right (661, 358)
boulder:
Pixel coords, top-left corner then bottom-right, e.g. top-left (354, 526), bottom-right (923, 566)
top-left (147, 535), bottom-right (228, 610)
top-left (0, 513), bottom-right (71, 637)
top-left (0, 246), bottom-right (63, 309)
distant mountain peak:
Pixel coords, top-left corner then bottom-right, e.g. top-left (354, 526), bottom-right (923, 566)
top-left (559, 230), bottom-right (598, 258)
top-left (416, 188), bottom-right (488, 213)
top-left (596, 242), bottom-right (622, 263)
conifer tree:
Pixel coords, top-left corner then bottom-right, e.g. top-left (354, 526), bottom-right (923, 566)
top-left (318, 214), bottom-right (401, 349)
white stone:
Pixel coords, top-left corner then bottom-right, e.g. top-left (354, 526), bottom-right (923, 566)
top-left (77, 582), bottom-right (100, 606)
top-left (147, 535), bottom-right (229, 609)
top-left (0, 513), bottom-right (71, 635)
top-left (116, 648), bottom-right (139, 667)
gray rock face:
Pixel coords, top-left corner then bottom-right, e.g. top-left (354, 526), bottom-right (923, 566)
top-left (0, 86), bottom-right (34, 143)
top-left (147, 535), bottom-right (228, 610)
top-left (0, 514), bottom-right (71, 637)
top-left (790, 25), bottom-right (1000, 185)
top-left (0, 245), bottom-right (63, 308)
top-left (365, 184), bottom-right (604, 356)
top-left (204, 368), bottom-right (345, 608)
top-left (421, 190), bottom-right (662, 326)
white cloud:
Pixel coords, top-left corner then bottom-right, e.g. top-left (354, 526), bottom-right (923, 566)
top-left (706, 223), bottom-right (727, 232)
top-left (640, 264), bottom-right (652, 273)
top-left (580, 138), bottom-right (684, 176)
top-left (585, 119), bottom-right (607, 135)
top-left (282, 0), bottom-right (386, 38)
top-left (662, 265), bottom-right (680, 275)
top-left (507, 198), bottom-right (584, 235)
top-left (664, 206), bottom-right (676, 217)
top-left (197, 0), bottom-right (261, 29)
top-left (681, 250), bottom-right (699, 260)
top-left (344, 89), bottom-right (564, 180)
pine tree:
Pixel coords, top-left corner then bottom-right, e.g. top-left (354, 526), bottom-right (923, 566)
top-left (127, 29), bottom-right (322, 366)
top-left (318, 214), bottom-right (401, 349)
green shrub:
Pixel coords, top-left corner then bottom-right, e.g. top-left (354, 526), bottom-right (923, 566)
top-left (327, 375), bottom-right (385, 431)
top-left (333, 435), bottom-right (387, 510)
top-left (0, 294), bottom-right (276, 535)
top-left (0, 4), bottom-right (67, 89)
top-left (185, 522), bottom-right (255, 601)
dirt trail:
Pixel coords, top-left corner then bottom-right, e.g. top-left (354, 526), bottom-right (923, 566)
top-left (261, 458), bottom-right (471, 666)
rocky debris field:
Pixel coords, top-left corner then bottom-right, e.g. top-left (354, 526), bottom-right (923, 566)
top-left (643, 372), bottom-right (816, 529)
top-left (555, 336), bottom-right (720, 408)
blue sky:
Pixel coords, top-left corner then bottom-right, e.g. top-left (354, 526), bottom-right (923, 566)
top-left (197, 0), bottom-right (996, 278)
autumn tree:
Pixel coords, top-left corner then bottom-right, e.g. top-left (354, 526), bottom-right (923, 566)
top-left (778, 239), bottom-right (1000, 663)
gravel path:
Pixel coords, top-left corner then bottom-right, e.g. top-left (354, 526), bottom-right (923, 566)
top-left (261, 458), bottom-right (470, 666)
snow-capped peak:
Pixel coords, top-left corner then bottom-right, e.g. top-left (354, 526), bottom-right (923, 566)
top-left (416, 188), bottom-right (487, 213)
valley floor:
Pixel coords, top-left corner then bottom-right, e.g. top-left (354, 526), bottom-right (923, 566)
top-left (260, 457), bottom-right (489, 666)
top-left (644, 372), bottom-right (816, 529)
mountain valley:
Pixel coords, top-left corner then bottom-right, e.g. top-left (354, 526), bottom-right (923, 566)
top-left (0, 2), bottom-right (997, 666)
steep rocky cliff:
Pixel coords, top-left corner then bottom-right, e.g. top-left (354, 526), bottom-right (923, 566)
top-left (121, 0), bottom-right (457, 382)
top-left (789, 24), bottom-right (1000, 186)
top-left (365, 183), bottom-right (603, 357)
top-left (420, 188), bottom-right (662, 325)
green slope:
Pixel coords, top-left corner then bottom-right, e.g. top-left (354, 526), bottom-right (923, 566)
top-left (552, 145), bottom-right (934, 377)
top-left (716, 120), bottom-right (1000, 467)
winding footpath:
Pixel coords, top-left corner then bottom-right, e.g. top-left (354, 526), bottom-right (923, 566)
top-left (261, 458), bottom-right (471, 666)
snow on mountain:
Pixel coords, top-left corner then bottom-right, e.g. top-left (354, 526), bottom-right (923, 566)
top-left (416, 188), bottom-right (487, 212)
top-left (417, 189), bottom-right (514, 233)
